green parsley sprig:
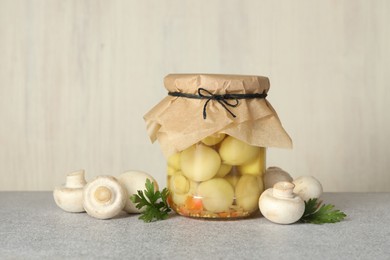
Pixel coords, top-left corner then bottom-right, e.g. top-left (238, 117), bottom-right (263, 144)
top-left (130, 179), bottom-right (171, 223)
top-left (300, 198), bottom-right (346, 224)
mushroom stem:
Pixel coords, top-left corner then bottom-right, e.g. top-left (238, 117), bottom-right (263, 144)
top-left (65, 170), bottom-right (87, 188)
top-left (273, 182), bottom-right (295, 199)
top-left (94, 186), bottom-right (112, 203)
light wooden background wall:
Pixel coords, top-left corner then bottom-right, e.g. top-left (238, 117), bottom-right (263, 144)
top-left (1, 0), bottom-right (389, 191)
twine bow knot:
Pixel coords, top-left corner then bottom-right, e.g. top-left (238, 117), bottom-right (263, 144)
top-left (197, 88), bottom-right (239, 119)
top-left (168, 87), bottom-right (267, 120)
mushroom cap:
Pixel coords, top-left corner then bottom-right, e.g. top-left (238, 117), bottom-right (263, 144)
top-left (83, 176), bottom-right (127, 219)
top-left (117, 171), bottom-right (159, 213)
top-left (259, 188), bottom-right (305, 224)
top-left (263, 167), bottom-right (293, 190)
top-left (53, 187), bottom-right (85, 213)
top-left (293, 176), bottom-right (323, 201)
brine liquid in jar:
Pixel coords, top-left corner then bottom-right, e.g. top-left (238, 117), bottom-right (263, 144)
top-left (167, 133), bottom-right (265, 219)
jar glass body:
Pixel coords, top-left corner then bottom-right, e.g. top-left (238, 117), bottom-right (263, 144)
top-left (167, 133), bottom-right (265, 219)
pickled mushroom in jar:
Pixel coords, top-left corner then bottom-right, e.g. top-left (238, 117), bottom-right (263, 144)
top-left (168, 152), bottom-right (181, 170)
top-left (171, 180), bottom-right (199, 206)
top-left (235, 175), bottom-right (263, 212)
top-left (169, 173), bottom-right (190, 195)
top-left (225, 173), bottom-right (240, 187)
top-left (215, 164), bottom-right (233, 178)
top-left (167, 166), bottom-right (178, 176)
top-left (180, 144), bottom-right (221, 182)
top-left (237, 148), bottom-right (266, 176)
top-left (219, 136), bottom-right (260, 165)
top-left (201, 133), bottom-right (226, 146)
top-left (197, 178), bottom-right (234, 213)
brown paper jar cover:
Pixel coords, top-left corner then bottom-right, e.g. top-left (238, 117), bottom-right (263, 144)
top-left (144, 74), bottom-right (292, 157)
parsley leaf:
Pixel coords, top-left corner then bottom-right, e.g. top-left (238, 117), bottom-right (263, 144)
top-left (130, 179), bottom-right (171, 223)
top-left (300, 198), bottom-right (346, 224)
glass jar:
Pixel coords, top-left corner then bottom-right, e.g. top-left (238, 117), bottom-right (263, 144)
top-left (144, 74), bottom-right (292, 219)
top-left (167, 134), bottom-right (266, 218)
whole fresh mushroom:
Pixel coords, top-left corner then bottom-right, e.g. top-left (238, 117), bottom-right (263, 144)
top-left (53, 169), bottom-right (87, 213)
top-left (83, 175), bottom-right (127, 219)
top-left (117, 170), bottom-right (159, 213)
top-left (293, 176), bottom-right (323, 201)
top-left (259, 181), bottom-right (305, 224)
top-left (263, 167), bottom-right (293, 190)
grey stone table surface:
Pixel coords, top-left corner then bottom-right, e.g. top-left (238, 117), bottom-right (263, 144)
top-left (0, 192), bottom-right (389, 260)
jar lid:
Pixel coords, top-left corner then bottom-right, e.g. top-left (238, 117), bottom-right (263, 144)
top-left (164, 74), bottom-right (270, 95)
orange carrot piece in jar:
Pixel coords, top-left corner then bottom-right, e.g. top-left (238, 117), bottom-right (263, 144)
top-left (185, 196), bottom-right (203, 211)
top-left (167, 195), bottom-right (174, 207)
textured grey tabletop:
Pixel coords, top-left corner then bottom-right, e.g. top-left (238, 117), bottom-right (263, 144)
top-left (0, 192), bottom-right (389, 259)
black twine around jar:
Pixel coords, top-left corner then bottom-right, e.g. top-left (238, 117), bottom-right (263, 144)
top-left (168, 88), bottom-right (267, 119)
